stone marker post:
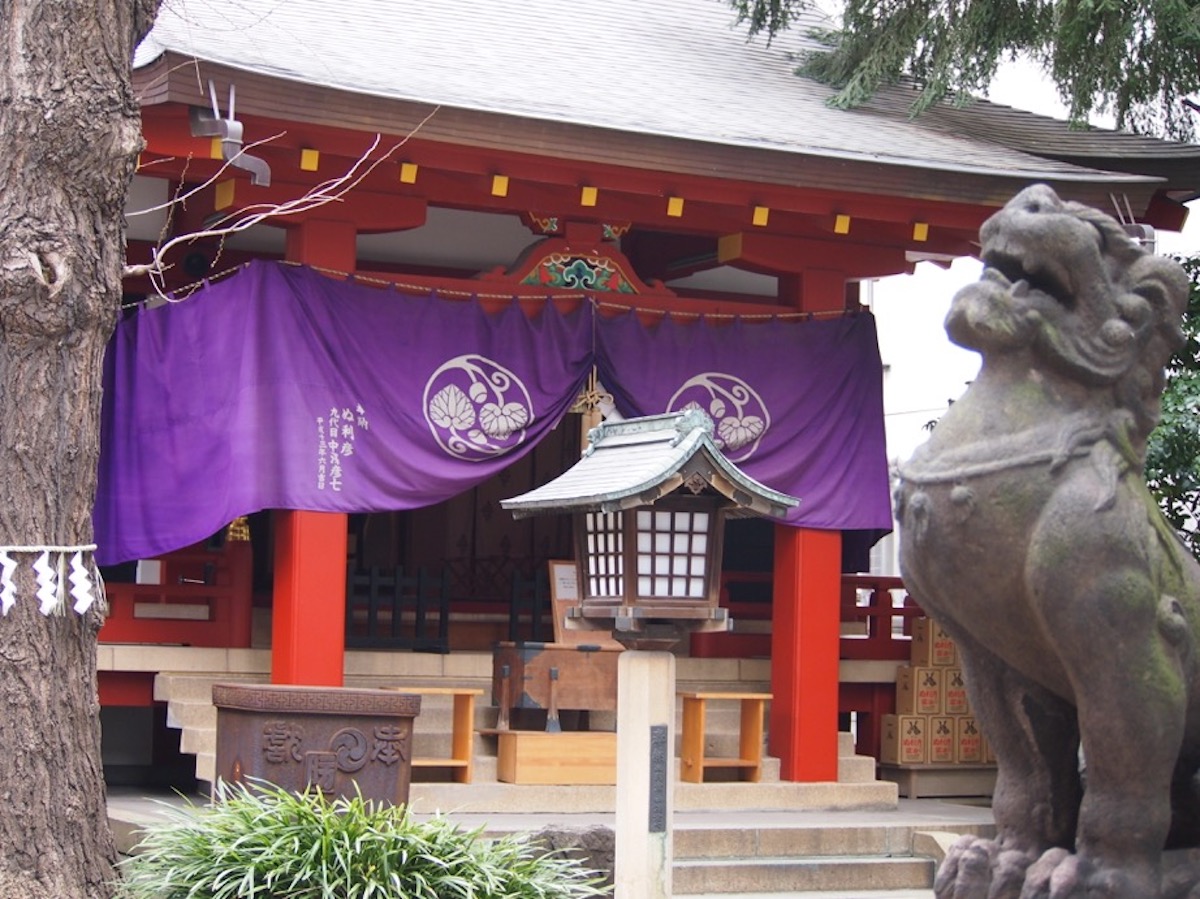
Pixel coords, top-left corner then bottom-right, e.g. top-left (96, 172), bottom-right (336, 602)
top-left (615, 649), bottom-right (675, 899)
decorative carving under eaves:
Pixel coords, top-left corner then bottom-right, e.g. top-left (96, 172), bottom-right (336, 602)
top-left (479, 222), bottom-right (675, 297)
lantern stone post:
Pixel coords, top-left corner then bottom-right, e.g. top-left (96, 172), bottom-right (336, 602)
top-left (614, 648), bottom-right (675, 899)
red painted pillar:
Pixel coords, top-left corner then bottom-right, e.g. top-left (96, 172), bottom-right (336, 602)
top-left (271, 218), bottom-right (356, 686)
top-left (272, 511), bottom-right (347, 685)
top-left (769, 525), bottom-right (842, 781)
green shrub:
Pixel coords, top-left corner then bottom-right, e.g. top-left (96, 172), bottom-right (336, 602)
top-left (117, 781), bottom-right (611, 899)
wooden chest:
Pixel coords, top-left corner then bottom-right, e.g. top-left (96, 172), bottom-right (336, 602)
top-left (492, 641), bottom-right (621, 713)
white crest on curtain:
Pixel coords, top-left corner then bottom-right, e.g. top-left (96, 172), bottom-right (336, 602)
top-left (423, 354), bottom-right (533, 461)
top-left (0, 545), bottom-right (100, 616)
top-left (667, 373), bottom-right (770, 462)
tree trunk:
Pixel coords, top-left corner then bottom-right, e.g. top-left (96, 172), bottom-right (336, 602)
top-left (0, 2), bottom-right (159, 896)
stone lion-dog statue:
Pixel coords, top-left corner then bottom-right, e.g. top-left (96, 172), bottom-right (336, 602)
top-left (896, 184), bottom-right (1199, 898)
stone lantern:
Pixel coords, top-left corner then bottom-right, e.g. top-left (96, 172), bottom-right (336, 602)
top-left (501, 408), bottom-right (797, 648)
top-left (502, 408), bottom-right (799, 899)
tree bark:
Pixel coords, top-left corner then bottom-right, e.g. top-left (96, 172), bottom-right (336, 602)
top-left (0, 1), bottom-right (159, 896)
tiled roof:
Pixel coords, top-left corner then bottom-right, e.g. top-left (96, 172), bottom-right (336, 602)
top-left (500, 411), bottom-right (798, 519)
top-left (135, 0), bottom-right (1200, 186)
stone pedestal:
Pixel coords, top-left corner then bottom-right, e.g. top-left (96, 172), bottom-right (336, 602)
top-left (615, 650), bottom-right (675, 899)
top-left (213, 683), bottom-right (420, 805)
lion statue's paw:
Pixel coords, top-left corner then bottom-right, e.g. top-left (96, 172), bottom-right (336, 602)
top-left (1161, 848), bottom-right (1200, 899)
top-left (934, 834), bottom-right (1037, 899)
top-left (1017, 847), bottom-right (1159, 898)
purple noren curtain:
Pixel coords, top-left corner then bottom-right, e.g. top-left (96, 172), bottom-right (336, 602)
top-left (596, 310), bottom-right (893, 532)
top-left (95, 262), bottom-right (892, 565)
top-left (94, 262), bottom-right (593, 564)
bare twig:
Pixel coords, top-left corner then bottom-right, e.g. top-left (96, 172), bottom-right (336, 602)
top-left (124, 105), bottom-right (441, 300)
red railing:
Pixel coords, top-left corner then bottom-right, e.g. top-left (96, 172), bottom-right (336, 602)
top-left (838, 574), bottom-right (924, 660)
top-left (99, 542), bottom-right (254, 648)
top-left (690, 571), bottom-right (926, 662)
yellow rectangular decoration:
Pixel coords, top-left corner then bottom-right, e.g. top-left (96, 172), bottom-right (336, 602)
top-left (580, 185), bottom-right (598, 207)
top-left (492, 174), bottom-right (510, 197)
top-left (667, 196), bottom-right (685, 217)
top-left (834, 214), bottom-right (851, 234)
top-left (210, 137), bottom-right (224, 160)
top-left (399, 162), bottom-right (419, 184)
top-left (752, 206), bottom-right (770, 227)
top-left (912, 221), bottom-right (930, 242)
top-left (717, 233), bottom-right (743, 264)
top-left (300, 148), bottom-right (320, 172)
top-left (214, 179), bottom-right (235, 211)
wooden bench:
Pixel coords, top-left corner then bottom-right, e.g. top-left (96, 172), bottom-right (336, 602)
top-left (385, 686), bottom-right (483, 783)
top-left (678, 691), bottom-right (771, 783)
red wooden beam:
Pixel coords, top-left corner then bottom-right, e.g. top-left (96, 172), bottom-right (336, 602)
top-left (139, 102), bottom-right (995, 248)
top-left (718, 231), bottom-right (911, 280)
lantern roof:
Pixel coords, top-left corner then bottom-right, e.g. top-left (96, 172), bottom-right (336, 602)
top-left (501, 410), bottom-right (799, 520)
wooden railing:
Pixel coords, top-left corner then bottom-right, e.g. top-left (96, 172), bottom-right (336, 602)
top-left (838, 574), bottom-right (924, 660)
top-left (100, 542), bottom-right (254, 648)
top-left (837, 574), bottom-right (927, 762)
top-left (691, 571), bottom-right (925, 662)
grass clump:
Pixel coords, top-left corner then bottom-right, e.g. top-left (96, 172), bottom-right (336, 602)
top-left (117, 780), bottom-right (611, 899)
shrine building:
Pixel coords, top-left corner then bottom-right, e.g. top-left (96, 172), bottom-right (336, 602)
top-left (98, 0), bottom-right (1200, 792)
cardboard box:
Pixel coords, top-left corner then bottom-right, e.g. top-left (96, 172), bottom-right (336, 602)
top-left (896, 666), bottom-right (943, 716)
top-left (881, 714), bottom-right (926, 765)
top-left (943, 668), bottom-right (970, 716)
top-left (927, 716), bottom-right (956, 764)
top-left (955, 717), bottom-right (984, 763)
top-left (911, 617), bottom-right (957, 667)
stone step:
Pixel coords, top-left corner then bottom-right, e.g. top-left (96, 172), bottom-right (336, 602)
top-left (177, 715), bottom-right (864, 792)
top-left (672, 855), bottom-right (935, 895)
top-left (403, 780), bottom-right (898, 815)
top-left (131, 647), bottom-right (776, 688)
top-left (164, 676), bottom-right (770, 736)
top-left (166, 667), bottom-right (763, 687)
top-left (837, 754), bottom-right (877, 784)
top-left (158, 675), bottom-right (779, 740)
top-left (681, 891), bottom-right (933, 899)
top-left (164, 698), bottom-right (217, 730)
top-left (154, 671), bottom-right (268, 702)
top-left (187, 730), bottom-right (784, 788)
top-left (171, 713), bottom-right (786, 764)
top-left (674, 820), bottom-right (991, 861)
top-left (837, 731), bottom-right (856, 756)
top-left (179, 724), bottom-right (216, 757)
top-left (195, 751), bottom-right (215, 785)
top-left (154, 668), bottom-right (888, 797)
top-left (675, 824), bottom-right (912, 860)
top-left (674, 780), bottom-right (897, 812)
